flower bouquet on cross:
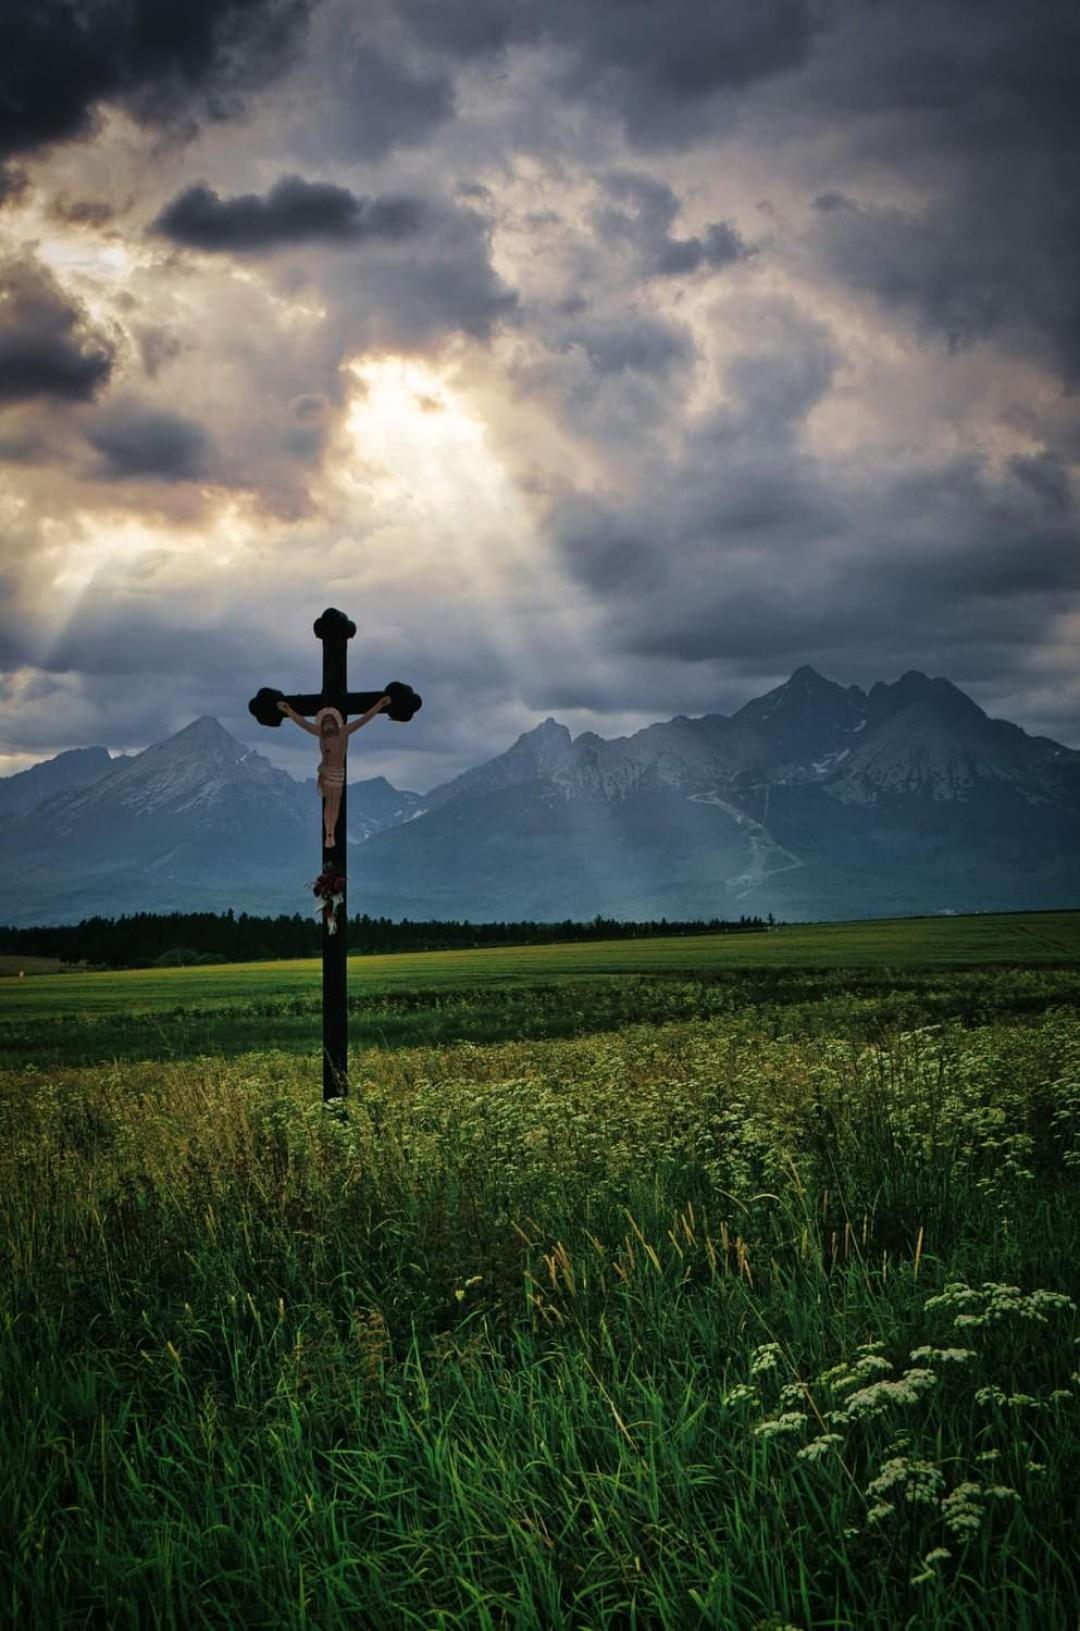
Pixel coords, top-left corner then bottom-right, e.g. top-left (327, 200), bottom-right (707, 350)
top-left (312, 865), bottom-right (347, 934)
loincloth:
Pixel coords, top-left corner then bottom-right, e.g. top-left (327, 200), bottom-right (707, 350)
top-left (318, 766), bottom-right (346, 788)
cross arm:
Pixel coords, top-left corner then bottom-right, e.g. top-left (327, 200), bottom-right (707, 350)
top-left (248, 680), bottom-right (422, 728)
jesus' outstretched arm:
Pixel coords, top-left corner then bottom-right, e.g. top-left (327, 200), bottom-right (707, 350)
top-left (278, 701), bottom-right (321, 735)
top-left (344, 695), bottom-right (392, 735)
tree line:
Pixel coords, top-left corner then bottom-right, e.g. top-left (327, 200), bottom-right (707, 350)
top-left (0, 909), bottom-right (775, 969)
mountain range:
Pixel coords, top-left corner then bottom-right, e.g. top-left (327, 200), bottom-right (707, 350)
top-left (2, 667), bottom-right (1078, 926)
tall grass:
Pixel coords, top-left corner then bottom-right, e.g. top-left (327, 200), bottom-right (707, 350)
top-left (2, 1004), bottom-right (1078, 1627)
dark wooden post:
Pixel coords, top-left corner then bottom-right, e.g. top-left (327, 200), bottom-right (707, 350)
top-left (248, 609), bottom-right (422, 1106)
top-left (314, 608), bottom-right (353, 1101)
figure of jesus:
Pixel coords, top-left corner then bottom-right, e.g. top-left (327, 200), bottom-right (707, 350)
top-left (278, 695), bottom-right (391, 848)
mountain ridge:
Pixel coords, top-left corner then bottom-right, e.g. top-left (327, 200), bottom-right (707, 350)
top-left (2, 668), bottom-right (1078, 926)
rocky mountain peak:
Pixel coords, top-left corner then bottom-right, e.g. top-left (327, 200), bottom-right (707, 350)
top-left (165, 716), bottom-right (249, 760)
top-left (0, 743), bottom-right (115, 819)
top-left (423, 715), bottom-right (574, 808)
top-left (789, 663), bottom-right (828, 688)
top-left (868, 672), bottom-right (985, 727)
top-left (733, 666), bottom-right (867, 769)
top-left (525, 717), bottom-right (573, 742)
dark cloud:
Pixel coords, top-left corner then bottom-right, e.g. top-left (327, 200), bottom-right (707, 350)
top-left (556, 410), bottom-right (1077, 700)
top-left (84, 401), bottom-right (211, 481)
top-left (0, 164), bottom-right (28, 207)
top-left (397, 0), bottom-right (821, 147)
top-left (0, 590), bottom-right (280, 684)
top-left (812, 192), bottom-right (1078, 366)
top-left (153, 176), bottom-right (426, 253)
top-left (717, 306), bottom-right (837, 431)
top-left (593, 171), bottom-right (753, 278)
top-left (313, 197), bottom-right (519, 345)
top-left (802, 0), bottom-right (1080, 383)
top-left (562, 314), bottom-right (693, 377)
top-left (0, 0), bottom-right (314, 160)
top-left (0, 257), bottom-right (114, 403)
top-left (50, 197), bottom-right (117, 228)
top-left (294, 42), bottom-right (455, 160)
top-left (540, 287), bottom-right (1075, 710)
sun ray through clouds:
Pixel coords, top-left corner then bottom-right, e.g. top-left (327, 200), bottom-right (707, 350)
top-left (338, 354), bottom-right (585, 707)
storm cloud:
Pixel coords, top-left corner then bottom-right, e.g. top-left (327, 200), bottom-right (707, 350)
top-left (2, 0), bottom-right (1080, 783)
top-left (395, 0), bottom-right (822, 146)
top-left (84, 401), bottom-right (211, 481)
top-left (0, 256), bottom-right (114, 402)
top-left (594, 171), bottom-right (753, 278)
top-left (153, 176), bottom-right (427, 254)
top-left (0, 0), bottom-right (315, 160)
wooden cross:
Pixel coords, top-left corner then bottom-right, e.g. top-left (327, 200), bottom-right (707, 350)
top-left (248, 607), bottom-right (422, 1103)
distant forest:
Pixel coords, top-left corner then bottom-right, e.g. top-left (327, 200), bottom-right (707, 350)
top-left (1, 910), bottom-right (773, 969)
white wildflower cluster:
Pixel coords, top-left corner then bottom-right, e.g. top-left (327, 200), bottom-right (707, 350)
top-left (831, 1367), bottom-right (938, 1422)
top-left (939, 1480), bottom-right (1018, 1537)
top-left (815, 1344), bottom-right (890, 1392)
top-left (908, 1346), bottom-right (976, 1365)
top-left (796, 1433), bottom-right (844, 1463)
top-left (909, 1545), bottom-right (953, 1586)
top-left (722, 1383), bottom-right (758, 1408)
top-left (974, 1384), bottom-right (1057, 1410)
top-left (924, 1281), bottom-right (1076, 1330)
top-left (754, 1410), bottom-right (810, 1439)
top-left (831, 1353), bottom-right (893, 1391)
top-left (862, 1457), bottom-right (1020, 1563)
top-left (866, 1456), bottom-right (946, 1510)
top-left (749, 1342), bottom-right (783, 1377)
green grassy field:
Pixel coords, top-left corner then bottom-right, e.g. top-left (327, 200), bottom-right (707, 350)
top-left (2, 916), bottom-right (1078, 1627)
top-left (3, 912), bottom-right (1080, 1070)
top-left (5, 911), bottom-right (1080, 1015)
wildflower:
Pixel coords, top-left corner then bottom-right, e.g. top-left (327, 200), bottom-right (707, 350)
top-left (841, 1368), bottom-right (937, 1420)
top-left (908, 1346), bottom-right (976, 1365)
top-left (866, 1456), bottom-right (945, 1507)
top-left (833, 1354), bottom-right (893, 1390)
top-left (750, 1343), bottom-right (783, 1377)
top-left (941, 1483), bottom-right (984, 1536)
top-left (796, 1433), bottom-right (844, 1462)
top-left (911, 1546), bottom-right (951, 1586)
top-left (754, 1411), bottom-right (809, 1438)
top-left (928, 1282), bottom-right (1075, 1331)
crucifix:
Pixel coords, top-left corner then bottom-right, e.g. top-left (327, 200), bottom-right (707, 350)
top-left (248, 607), bottom-right (422, 1103)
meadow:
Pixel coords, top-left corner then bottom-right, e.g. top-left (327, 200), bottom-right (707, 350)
top-left (2, 914), bottom-right (1078, 1627)
top-left (3, 911), bottom-right (1079, 1068)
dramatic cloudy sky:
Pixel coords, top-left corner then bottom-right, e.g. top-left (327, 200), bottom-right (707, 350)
top-left (1, 0), bottom-right (1078, 790)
